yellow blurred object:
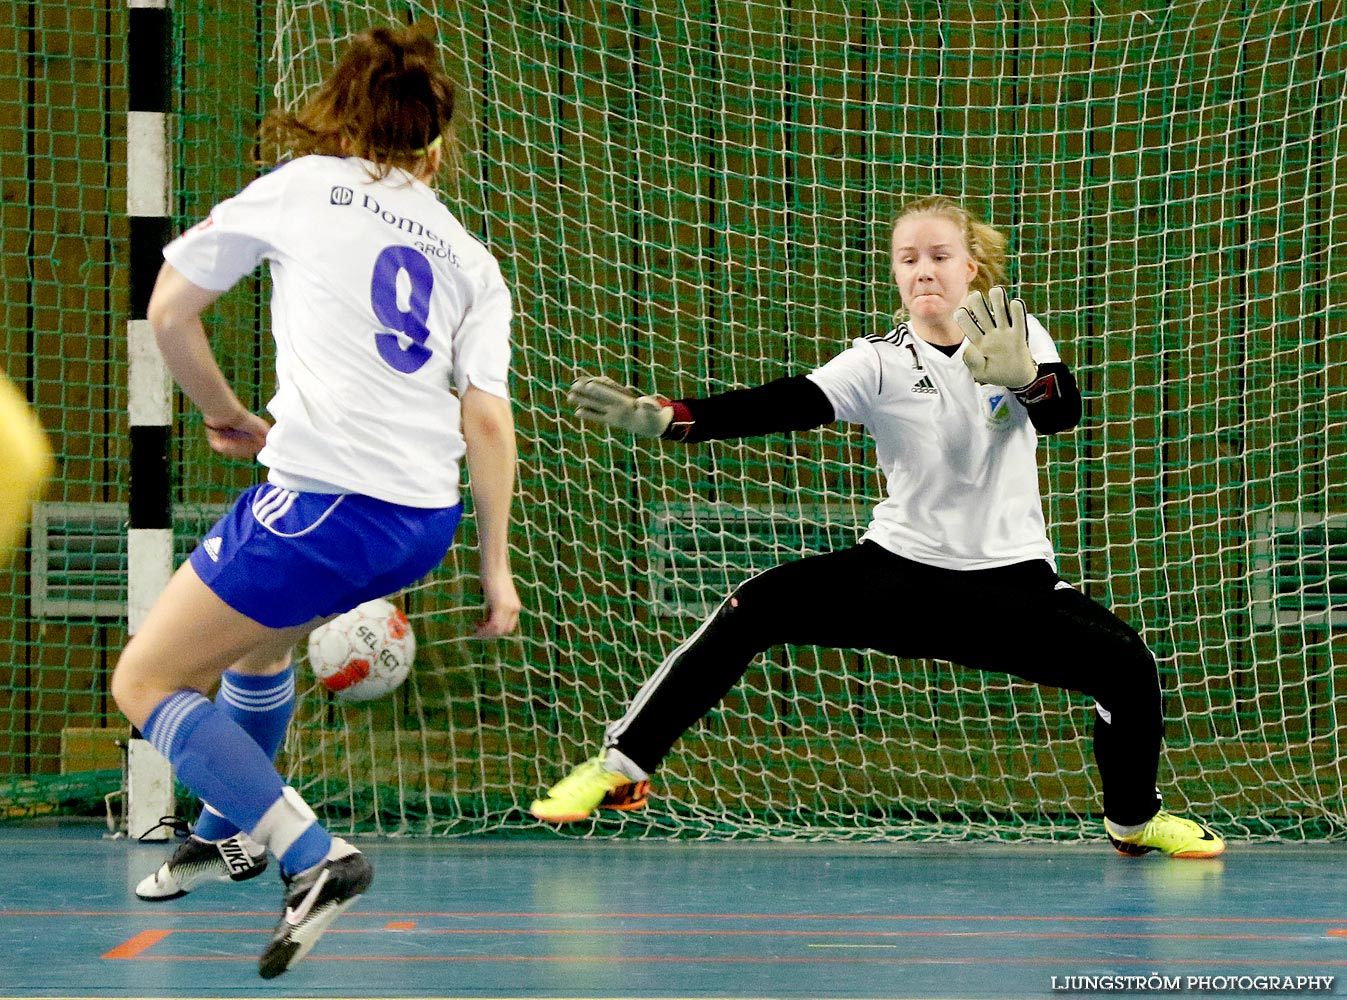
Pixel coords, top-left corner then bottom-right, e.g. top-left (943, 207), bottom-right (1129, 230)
top-left (0, 370), bottom-right (54, 560)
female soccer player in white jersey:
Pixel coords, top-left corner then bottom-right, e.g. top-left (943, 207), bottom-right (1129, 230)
top-left (531, 194), bottom-right (1224, 860)
top-left (110, 25), bottom-right (520, 977)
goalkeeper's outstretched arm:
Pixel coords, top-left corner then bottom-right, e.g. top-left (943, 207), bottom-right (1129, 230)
top-left (568, 374), bottom-right (835, 444)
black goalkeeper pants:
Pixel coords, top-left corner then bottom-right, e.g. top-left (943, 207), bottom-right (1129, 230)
top-left (604, 540), bottom-right (1164, 826)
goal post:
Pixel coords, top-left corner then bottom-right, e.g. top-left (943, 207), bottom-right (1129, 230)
top-left (120, 2), bottom-right (1345, 841)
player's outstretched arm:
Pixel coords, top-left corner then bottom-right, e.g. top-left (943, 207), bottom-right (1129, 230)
top-left (568, 376), bottom-right (674, 437)
top-left (0, 370), bottom-right (54, 561)
top-left (568, 372), bottom-right (834, 444)
top-left (461, 384), bottom-right (521, 638)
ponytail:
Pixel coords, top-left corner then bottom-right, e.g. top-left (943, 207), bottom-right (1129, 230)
top-left (259, 22), bottom-right (458, 180)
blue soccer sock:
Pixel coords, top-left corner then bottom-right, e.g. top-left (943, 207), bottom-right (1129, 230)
top-left (142, 690), bottom-right (331, 877)
top-left (193, 668), bottom-right (296, 842)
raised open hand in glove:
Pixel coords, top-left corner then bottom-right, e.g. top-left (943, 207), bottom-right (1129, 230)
top-left (954, 286), bottom-right (1037, 390)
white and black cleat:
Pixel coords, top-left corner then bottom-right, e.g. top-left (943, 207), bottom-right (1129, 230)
top-left (136, 832), bottom-right (268, 901)
top-left (258, 838), bottom-right (373, 979)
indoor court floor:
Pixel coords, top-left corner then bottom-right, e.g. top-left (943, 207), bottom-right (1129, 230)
top-left (2, 820), bottom-right (1345, 1000)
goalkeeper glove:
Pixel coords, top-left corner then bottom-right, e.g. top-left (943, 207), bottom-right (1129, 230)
top-left (568, 375), bottom-right (674, 438)
top-left (955, 286), bottom-right (1037, 390)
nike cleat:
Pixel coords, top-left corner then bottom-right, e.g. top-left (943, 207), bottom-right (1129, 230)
top-left (1107, 811), bottom-right (1226, 859)
top-left (258, 839), bottom-right (373, 978)
top-left (529, 754), bottom-right (651, 823)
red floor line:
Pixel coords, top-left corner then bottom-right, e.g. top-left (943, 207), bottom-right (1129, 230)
top-left (129, 926), bottom-right (1314, 942)
top-left (311, 911), bottom-right (1347, 925)
top-left (431, 912), bottom-right (1334, 925)
top-left (8, 910), bottom-right (1339, 924)
top-left (106, 953), bottom-right (1347, 967)
top-left (406, 928), bottom-right (1309, 942)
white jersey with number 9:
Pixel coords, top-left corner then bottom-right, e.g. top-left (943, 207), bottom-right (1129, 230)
top-left (163, 154), bottom-right (511, 509)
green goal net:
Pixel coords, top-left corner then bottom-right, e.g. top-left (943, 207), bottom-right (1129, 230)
top-left (4, 2), bottom-right (1346, 842)
top-left (0, 2), bottom-right (128, 821)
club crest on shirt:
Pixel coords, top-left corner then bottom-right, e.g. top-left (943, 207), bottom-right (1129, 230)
top-left (330, 185), bottom-right (354, 206)
top-left (983, 387), bottom-right (1012, 428)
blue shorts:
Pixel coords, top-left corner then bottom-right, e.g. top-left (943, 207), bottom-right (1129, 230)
top-left (190, 483), bottom-right (463, 628)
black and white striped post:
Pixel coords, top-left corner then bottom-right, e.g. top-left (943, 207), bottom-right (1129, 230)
top-left (126, 0), bottom-right (175, 840)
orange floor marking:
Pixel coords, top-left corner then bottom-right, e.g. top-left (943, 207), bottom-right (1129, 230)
top-left (102, 929), bottom-right (172, 960)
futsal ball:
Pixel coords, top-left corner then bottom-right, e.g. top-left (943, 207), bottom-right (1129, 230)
top-left (307, 598), bottom-right (415, 702)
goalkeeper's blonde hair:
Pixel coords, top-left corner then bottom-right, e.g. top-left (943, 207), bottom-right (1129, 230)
top-left (891, 195), bottom-right (1008, 320)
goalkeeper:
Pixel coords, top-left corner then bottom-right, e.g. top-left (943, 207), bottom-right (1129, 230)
top-left (532, 194), bottom-right (1224, 859)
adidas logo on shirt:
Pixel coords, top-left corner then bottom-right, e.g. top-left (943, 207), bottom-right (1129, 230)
top-left (203, 536), bottom-right (222, 562)
top-left (911, 375), bottom-right (937, 395)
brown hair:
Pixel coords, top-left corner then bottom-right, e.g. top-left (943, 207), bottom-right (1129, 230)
top-left (891, 195), bottom-right (1009, 295)
top-left (259, 23), bottom-right (458, 180)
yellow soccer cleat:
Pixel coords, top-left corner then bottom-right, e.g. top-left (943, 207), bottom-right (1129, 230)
top-left (1106, 810), bottom-right (1225, 859)
top-left (529, 755), bottom-right (651, 823)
